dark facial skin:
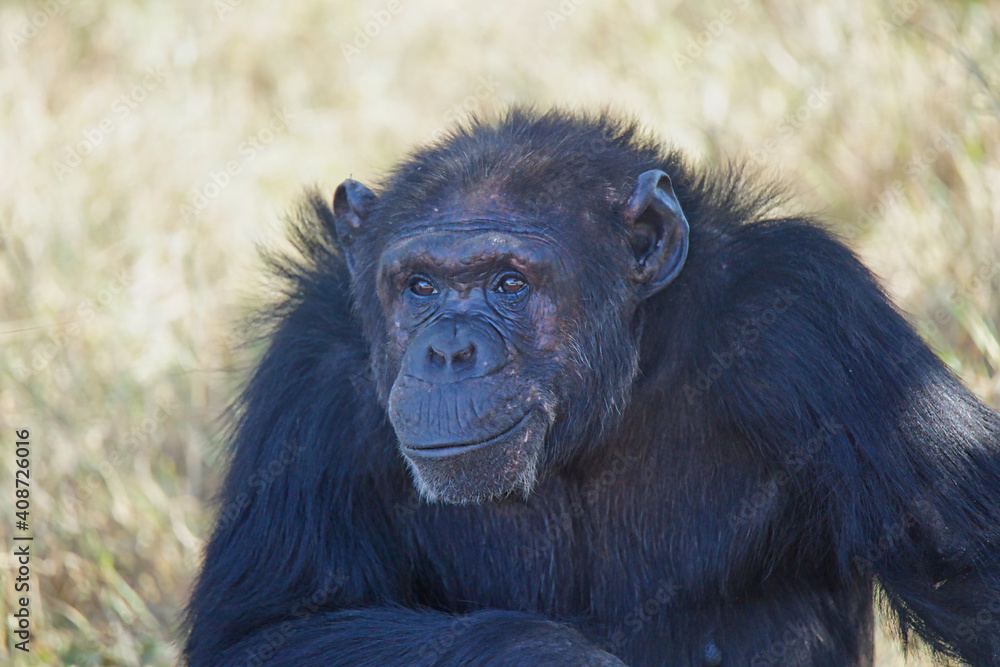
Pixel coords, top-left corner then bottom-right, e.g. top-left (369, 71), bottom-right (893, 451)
top-left (378, 222), bottom-right (574, 502)
top-left (333, 171), bottom-right (689, 504)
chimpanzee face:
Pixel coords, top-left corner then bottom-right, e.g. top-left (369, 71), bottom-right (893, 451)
top-left (377, 222), bottom-right (573, 503)
top-left (333, 170), bottom-right (688, 503)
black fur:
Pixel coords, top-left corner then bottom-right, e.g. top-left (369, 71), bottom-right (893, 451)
top-left (184, 109), bottom-right (1000, 666)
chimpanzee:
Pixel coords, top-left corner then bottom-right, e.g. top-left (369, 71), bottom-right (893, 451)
top-left (184, 108), bottom-right (1000, 666)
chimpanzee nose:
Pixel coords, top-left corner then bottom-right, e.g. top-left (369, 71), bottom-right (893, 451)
top-left (427, 334), bottom-right (477, 368)
top-left (403, 318), bottom-right (506, 382)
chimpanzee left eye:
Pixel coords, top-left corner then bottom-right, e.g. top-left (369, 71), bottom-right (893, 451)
top-left (496, 274), bottom-right (527, 294)
top-left (408, 276), bottom-right (438, 296)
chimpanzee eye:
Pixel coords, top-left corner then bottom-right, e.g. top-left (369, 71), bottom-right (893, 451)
top-left (496, 274), bottom-right (527, 294)
top-left (408, 276), bottom-right (437, 296)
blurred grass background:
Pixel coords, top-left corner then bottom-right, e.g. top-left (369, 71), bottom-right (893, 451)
top-left (1, 0), bottom-right (997, 664)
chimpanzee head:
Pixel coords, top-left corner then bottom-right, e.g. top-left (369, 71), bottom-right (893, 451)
top-left (332, 111), bottom-right (689, 503)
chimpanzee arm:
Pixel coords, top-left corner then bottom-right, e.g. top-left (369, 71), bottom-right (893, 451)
top-left (201, 608), bottom-right (623, 667)
top-left (723, 221), bottom-right (1000, 664)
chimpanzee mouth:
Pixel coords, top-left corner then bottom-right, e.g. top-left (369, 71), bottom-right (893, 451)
top-left (400, 411), bottom-right (534, 459)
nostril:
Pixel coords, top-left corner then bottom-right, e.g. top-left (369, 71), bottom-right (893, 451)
top-left (454, 342), bottom-right (476, 364)
top-left (427, 346), bottom-right (446, 366)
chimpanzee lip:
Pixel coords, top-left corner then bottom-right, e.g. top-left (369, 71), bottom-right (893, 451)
top-left (400, 411), bottom-right (533, 459)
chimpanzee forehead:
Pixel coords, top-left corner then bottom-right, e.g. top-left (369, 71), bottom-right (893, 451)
top-left (379, 226), bottom-right (567, 280)
top-left (385, 191), bottom-right (613, 237)
top-left (386, 183), bottom-right (612, 230)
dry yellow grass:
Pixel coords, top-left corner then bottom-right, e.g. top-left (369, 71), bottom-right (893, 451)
top-left (0, 0), bottom-right (997, 664)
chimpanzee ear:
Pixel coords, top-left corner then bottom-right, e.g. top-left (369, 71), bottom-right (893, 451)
top-left (332, 179), bottom-right (377, 272)
top-left (623, 169), bottom-right (690, 299)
